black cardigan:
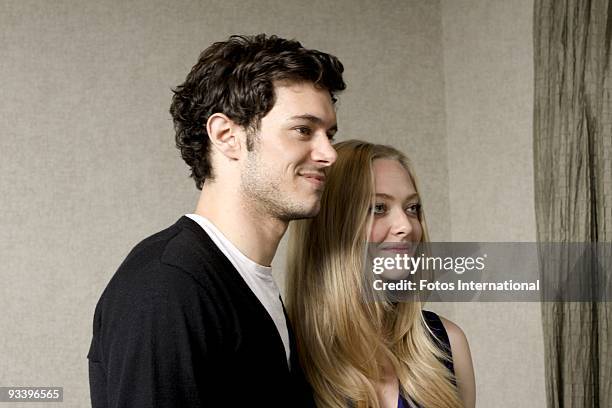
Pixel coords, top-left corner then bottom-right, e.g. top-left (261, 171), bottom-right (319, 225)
top-left (88, 216), bottom-right (315, 407)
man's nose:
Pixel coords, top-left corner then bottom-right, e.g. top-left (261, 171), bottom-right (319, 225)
top-left (311, 134), bottom-right (337, 166)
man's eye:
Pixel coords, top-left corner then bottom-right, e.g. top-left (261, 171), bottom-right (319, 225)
top-left (405, 203), bottom-right (421, 215)
top-left (295, 126), bottom-right (312, 136)
top-left (372, 203), bottom-right (387, 215)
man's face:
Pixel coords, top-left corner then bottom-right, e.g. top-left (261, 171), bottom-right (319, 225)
top-left (240, 81), bottom-right (338, 221)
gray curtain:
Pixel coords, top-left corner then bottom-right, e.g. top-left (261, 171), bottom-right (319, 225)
top-left (534, 0), bottom-right (612, 407)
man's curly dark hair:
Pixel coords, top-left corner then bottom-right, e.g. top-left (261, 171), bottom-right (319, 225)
top-left (169, 34), bottom-right (346, 190)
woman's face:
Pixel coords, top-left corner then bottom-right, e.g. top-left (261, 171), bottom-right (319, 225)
top-left (368, 158), bottom-right (423, 246)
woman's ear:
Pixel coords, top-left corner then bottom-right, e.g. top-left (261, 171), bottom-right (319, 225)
top-left (206, 113), bottom-right (244, 160)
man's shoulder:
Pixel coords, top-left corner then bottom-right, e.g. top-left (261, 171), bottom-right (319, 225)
top-left (90, 217), bottom-right (240, 351)
top-left (120, 216), bottom-right (228, 275)
top-left (121, 216), bottom-right (201, 269)
top-left (99, 216), bottom-right (230, 308)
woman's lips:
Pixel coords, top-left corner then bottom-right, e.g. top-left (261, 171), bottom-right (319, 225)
top-left (378, 243), bottom-right (416, 254)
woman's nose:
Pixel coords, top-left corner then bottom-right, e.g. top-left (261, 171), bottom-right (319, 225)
top-left (391, 210), bottom-right (414, 239)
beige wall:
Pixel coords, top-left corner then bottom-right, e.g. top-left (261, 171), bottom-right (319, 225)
top-left (430, 1), bottom-right (545, 407)
top-left (0, 0), bottom-right (542, 406)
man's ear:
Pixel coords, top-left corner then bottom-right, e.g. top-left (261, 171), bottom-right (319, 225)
top-left (206, 113), bottom-right (243, 160)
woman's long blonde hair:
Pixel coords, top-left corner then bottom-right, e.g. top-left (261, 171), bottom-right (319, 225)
top-left (286, 140), bottom-right (462, 407)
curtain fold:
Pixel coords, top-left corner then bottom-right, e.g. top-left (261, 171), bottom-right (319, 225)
top-left (534, 0), bottom-right (612, 407)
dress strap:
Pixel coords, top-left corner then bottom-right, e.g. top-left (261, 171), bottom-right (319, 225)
top-left (422, 310), bottom-right (455, 375)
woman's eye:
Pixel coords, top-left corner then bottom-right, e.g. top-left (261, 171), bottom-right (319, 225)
top-left (372, 203), bottom-right (387, 215)
top-left (405, 203), bottom-right (421, 215)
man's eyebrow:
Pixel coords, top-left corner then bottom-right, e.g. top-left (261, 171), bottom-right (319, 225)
top-left (288, 114), bottom-right (338, 133)
top-left (375, 192), bottom-right (420, 201)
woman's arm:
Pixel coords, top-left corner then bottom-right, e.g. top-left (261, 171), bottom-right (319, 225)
top-left (440, 317), bottom-right (476, 408)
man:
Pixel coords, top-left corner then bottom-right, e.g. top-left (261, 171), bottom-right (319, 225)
top-left (87, 34), bottom-right (345, 407)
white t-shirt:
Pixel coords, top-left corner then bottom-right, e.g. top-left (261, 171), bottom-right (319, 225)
top-left (185, 214), bottom-right (290, 365)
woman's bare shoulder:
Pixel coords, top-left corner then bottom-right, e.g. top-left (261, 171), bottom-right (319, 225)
top-left (437, 315), bottom-right (476, 408)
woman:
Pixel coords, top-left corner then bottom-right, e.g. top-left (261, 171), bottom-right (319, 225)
top-left (286, 140), bottom-right (475, 408)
